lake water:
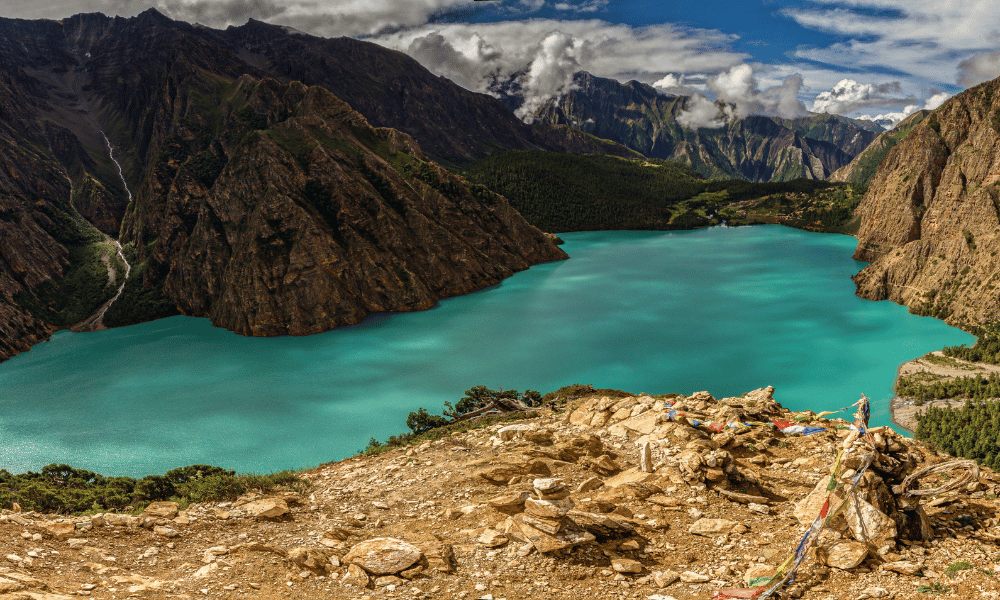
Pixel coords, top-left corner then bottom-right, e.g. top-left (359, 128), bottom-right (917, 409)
top-left (0, 226), bottom-right (974, 477)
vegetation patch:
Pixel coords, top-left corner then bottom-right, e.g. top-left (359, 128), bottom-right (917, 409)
top-left (915, 400), bottom-right (1000, 470)
top-left (463, 150), bottom-right (853, 233)
top-left (0, 464), bottom-right (306, 515)
top-left (359, 383), bottom-right (631, 457)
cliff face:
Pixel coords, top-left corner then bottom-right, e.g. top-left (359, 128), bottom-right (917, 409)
top-left (531, 72), bottom-right (881, 181)
top-left (0, 10), bottom-right (567, 361)
top-left (830, 111), bottom-right (930, 189)
top-left (852, 78), bottom-right (1000, 325)
top-left (124, 74), bottom-right (566, 336)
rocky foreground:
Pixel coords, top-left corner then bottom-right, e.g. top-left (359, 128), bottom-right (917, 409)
top-left (3, 388), bottom-right (1000, 600)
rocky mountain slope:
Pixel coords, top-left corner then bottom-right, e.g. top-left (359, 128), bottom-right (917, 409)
top-left (830, 110), bottom-right (931, 189)
top-left (852, 77), bottom-right (1000, 325)
top-left (1, 387), bottom-right (996, 600)
top-left (529, 72), bottom-right (882, 181)
top-left (192, 20), bottom-right (637, 166)
top-left (0, 10), bottom-right (568, 361)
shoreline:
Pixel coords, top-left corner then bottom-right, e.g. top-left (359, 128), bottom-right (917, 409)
top-left (889, 350), bottom-right (1000, 433)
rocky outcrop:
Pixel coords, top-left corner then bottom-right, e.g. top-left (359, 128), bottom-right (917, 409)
top-left (126, 74), bottom-right (566, 336)
top-left (830, 110), bottom-right (930, 189)
top-left (530, 71), bottom-right (881, 181)
top-left (0, 10), bottom-right (567, 361)
top-left (852, 77), bottom-right (1000, 325)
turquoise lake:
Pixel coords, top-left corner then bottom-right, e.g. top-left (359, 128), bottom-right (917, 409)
top-left (0, 226), bottom-right (975, 477)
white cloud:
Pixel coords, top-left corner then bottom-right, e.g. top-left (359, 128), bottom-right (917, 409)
top-left (676, 93), bottom-right (725, 129)
top-left (854, 90), bottom-right (953, 127)
top-left (0, 0), bottom-right (479, 37)
top-left (707, 64), bottom-right (807, 120)
top-left (784, 0), bottom-right (1000, 88)
top-left (923, 91), bottom-right (952, 110)
top-left (553, 0), bottom-right (608, 12)
top-left (371, 19), bottom-right (749, 120)
top-left (810, 79), bottom-right (916, 114)
top-left (957, 50), bottom-right (1000, 87)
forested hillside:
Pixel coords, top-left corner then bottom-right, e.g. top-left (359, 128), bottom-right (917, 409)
top-left (916, 400), bottom-right (1000, 471)
top-left (463, 151), bottom-right (859, 233)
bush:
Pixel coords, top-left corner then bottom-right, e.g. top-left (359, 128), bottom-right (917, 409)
top-left (0, 463), bottom-right (306, 514)
top-left (405, 408), bottom-right (449, 435)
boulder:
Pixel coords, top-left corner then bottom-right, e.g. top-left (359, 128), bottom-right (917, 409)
top-left (844, 495), bottom-right (897, 544)
top-left (818, 540), bottom-right (868, 570)
top-left (652, 569), bottom-right (680, 587)
top-left (584, 454), bottom-right (621, 476)
top-left (242, 498), bottom-right (289, 519)
top-left (611, 558), bottom-right (643, 573)
top-left (42, 522), bottom-right (75, 541)
top-left (688, 518), bottom-right (738, 536)
top-left (153, 526), bottom-right (179, 538)
top-left (476, 455), bottom-right (551, 483)
top-left (679, 571), bottom-right (710, 583)
top-left (498, 424), bottom-right (535, 441)
top-left (553, 434), bottom-right (604, 461)
top-left (487, 491), bottom-right (530, 508)
top-left (344, 538), bottom-right (423, 575)
top-left (477, 529), bottom-right (508, 547)
top-left (343, 563), bottom-right (370, 588)
top-left (881, 561), bottom-right (923, 576)
top-left (142, 501), bottom-right (179, 520)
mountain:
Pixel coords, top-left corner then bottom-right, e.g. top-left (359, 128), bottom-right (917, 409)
top-left (852, 76), bottom-right (1000, 325)
top-left (529, 71), bottom-right (883, 181)
top-left (0, 10), bottom-right (568, 362)
top-left (829, 110), bottom-right (930, 189)
top-left (191, 19), bottom-right (638, 166)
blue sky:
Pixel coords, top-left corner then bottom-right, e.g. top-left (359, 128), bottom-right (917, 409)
top-left (4, 0), bottom-right (999, 125)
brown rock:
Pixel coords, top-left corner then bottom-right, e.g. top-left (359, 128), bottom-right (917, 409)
top-left (577, 477), bottom-right (604, 493)
top-left (344, 538), bottom-right (423, 575)
top-left (42, 521), bottom-right (75, 541)
top-left (343, 564), bottom-right (370, 588)
top-left (744, 564), bottom-right (777, 585)
top-left (142, 501), bottom-right (179, 520)
top-left (882, 561), bottom-right (923, 576)
top-left (688, 518), bottom-right (738, 536)
top-left (487, 491), bottom-right (530, 508)
top-left (652, 569), bottom-right (680, 587)
top-left (513, 516), bottom-right (595, 553)
top-left (611, 558), bottom-right (643, 573)
top-left (289, 547), bottom-right (331, 572)
top-left (818, 540), bottom-right (868, 570)
top-left (243, 498), bottom-right (289, 519)
top-left (477, 529), bottom-right (508, 548)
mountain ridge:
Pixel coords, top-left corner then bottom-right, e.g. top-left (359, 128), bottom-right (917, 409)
top-left (0, 11), bottom-right (569, 362)
top-left (527, 71), bottom-right (883, 181)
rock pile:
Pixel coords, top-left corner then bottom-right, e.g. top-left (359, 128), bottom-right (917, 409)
top-left (1, 386), bottom-right (999, 600)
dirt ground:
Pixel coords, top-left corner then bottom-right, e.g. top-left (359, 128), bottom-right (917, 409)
top-left (4, 387), bottom-right (1000, 600)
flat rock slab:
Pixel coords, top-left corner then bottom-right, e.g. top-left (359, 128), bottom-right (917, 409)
top-left (611, 558), bottom-right (643, 573)
top-left (688, 518), bottom-right (738, 536)
top-left (142, 501), bottom-right (179, 520)
top-left (344, 537), bottom-right (423, 575)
